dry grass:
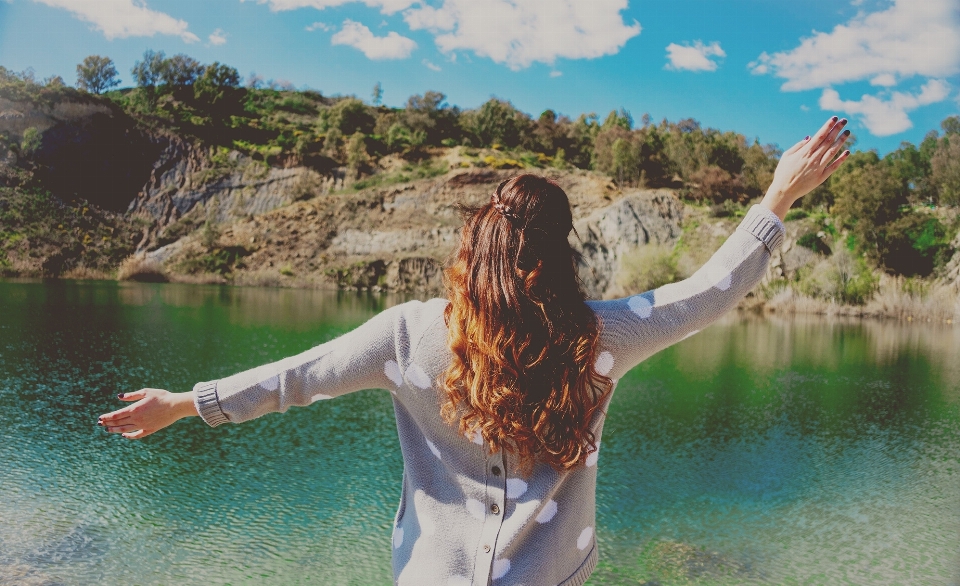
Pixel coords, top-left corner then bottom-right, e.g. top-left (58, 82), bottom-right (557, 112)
top-left (116, 255), bottom-right (168, 282)
top-left (763, 277), bottom-right (958, 324)
top-left (61, 265), bottom-right (111, 280)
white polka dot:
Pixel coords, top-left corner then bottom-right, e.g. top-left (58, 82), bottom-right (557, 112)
top-left (466, 498), bottom-right (485, 521)
top-left (393, 527), bottom-right (404, 548)
top-left (535, 499), bottom-right (557, 524)
top-left (405, 363), bottom-right (432, 389)
top-left (492, 558), bottom-right (511, 580)
top-left (415, 489), bottom-right (436, 535)
top-left (506, 478), bottom-right (528, 499)
top-left (594, 351), bottom-right (614, 376)
top-left (426, 437), bottom-right (441, 460)
top-left (586, 441), bottom-right (601, 467)
top-left (681, 329), bottom-right (701, 341)
top-left (260, 375), bottom-right (280, 391)
top-left (466, 430), bottom-right (484, 446)
top-left (628, 295), bottom-right (653, 319)
top-left (708, 264), bottom-right (732, 291)
top-left (447, 577), bottom-right (470, 586)
top-left (310, 393), bottom-right (333, 403)
top-left (384, 360), bottom-right (403, 387)
top-left (577, 526), bottom-right (593, 550)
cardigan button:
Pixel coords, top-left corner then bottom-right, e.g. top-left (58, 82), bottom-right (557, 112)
top-left (483, 544), bottom-right (491, 553)
top-left (492, 466), bottom-right (501, 476)
top-left (491, 504), bottom-right (500, 515)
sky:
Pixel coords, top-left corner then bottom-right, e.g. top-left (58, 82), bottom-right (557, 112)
top-left (1, 0), bottom-right (958, 155)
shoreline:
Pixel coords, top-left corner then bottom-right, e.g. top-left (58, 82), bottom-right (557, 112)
top-left (4, 274), bottom-right (956, 326)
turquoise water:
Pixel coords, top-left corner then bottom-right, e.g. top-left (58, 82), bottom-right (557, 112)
top-left (1, 280), bottom-right (958, 585)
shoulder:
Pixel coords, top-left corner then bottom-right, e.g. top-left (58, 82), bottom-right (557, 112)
top-left (385, 297), bottom-right (449, 348)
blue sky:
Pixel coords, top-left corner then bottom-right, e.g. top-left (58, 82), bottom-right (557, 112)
top-left (1, 0), bottom-right (958, 155)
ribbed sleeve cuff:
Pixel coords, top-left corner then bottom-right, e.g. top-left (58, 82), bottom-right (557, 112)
top-left (193, 380), bottom-right (229, 427)
top-left (739, 205), bottom-right (785, 253)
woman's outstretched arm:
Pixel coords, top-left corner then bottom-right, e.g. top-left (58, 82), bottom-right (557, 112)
top-left (593, 117), bottom-right (850, 379)
top-left (97, 299), bottom-right (424, 439)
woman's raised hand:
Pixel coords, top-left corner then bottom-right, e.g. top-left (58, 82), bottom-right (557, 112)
top-left (761, 116), bottom-right (851, 220)
top-left (98, 388), bottom-right (198, 439)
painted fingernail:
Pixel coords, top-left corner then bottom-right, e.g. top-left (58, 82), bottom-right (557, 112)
top-left (842, 129), bottom-right (850, 136)
top-left (117, 393), bottom-right (125, 399)
top-left (844, 150), bottom-right (850, 156)
top-left (97, 421), bottom-right (103, 426)
top-left (804, 135), bottom-right (810, 140)
top-left (831, 116), bottom-right (838, 122)
top-left (840, 118), bottom-right (847, 125)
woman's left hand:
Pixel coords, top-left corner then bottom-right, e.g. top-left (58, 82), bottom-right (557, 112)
top-left (98, 389), bottom-right (198, 439)
top-left (761, 116), bottom-right (851, 220)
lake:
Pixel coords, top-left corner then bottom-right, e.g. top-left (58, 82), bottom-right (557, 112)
top-left (1, 279), bottom-right (958, 585)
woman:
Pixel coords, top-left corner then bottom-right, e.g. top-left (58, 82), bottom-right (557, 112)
top-left (99, 117), bottom-right (851, 585)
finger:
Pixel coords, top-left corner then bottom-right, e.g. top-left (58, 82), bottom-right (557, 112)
top-left (118, 390), bottom-right (148, 402)
top-left (822, 149), bottom-right (851, 178)
top-left (99, 407), bottom-right (135, 422)
top-left (820, 129), bottom-right (851, 166)
top-left (815, 118), bottom-right (847, 152)
top-left (98, 415), bottom-right (133, 426)
top-left (784, 135), bottom-right (810, 156)
top-left (105, 424), bottom-right (139, 433)
top-left (809, 116), bottom-right (840, 149)
top-left (122, 429), bottom-right (152, 440)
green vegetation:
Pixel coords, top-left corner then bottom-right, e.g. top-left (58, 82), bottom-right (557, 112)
top-left (1, 55), bottom-right (958, 298)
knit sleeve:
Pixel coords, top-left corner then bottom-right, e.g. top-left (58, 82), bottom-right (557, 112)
top-left (593, 205), bottom-right (785, 380)
top-left (191, 302), bottom-right (404, 427)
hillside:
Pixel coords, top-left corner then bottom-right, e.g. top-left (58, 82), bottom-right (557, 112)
top-left (1, 62), bottom-right (958, 320)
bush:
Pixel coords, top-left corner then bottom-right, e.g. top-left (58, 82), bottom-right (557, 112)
top-left (618, 244), bottom-right (680, 293)
top-left (797, 249), bottom-right (877, 305)
top-left (796, 232), bottom-right (831, 255)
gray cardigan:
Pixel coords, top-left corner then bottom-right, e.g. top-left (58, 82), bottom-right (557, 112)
top-left (193, 205), bottom-right (785, 586)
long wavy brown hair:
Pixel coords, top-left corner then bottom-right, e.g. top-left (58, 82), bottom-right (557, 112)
top-left (441, 174), bottom-right (612, 474)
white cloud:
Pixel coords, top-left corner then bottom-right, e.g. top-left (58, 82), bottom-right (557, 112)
top-left (749, 0), bottom-right (960, 91)
top-left (33, 0), bottom-right (199, 42)
top-left (819, 79), bottom-right (952, 136)
top-left (305, 21), bottom-right (332, 31)
top-left (422, 59), bottom-right (441, 71)
top-left (664, 40), bottom-right (725, 72)
top-left (800, 104), bottom-right (810, 112)
top-left (251, 0), bottom-right (415, 15)
top-left (208, 28), bottom-right (227, 45)
top-left (550, 70), bottom-right (562, 78)
top-left (869, 73), bottom-right (897, 87)
top-left (403, 0), bottom-right (640, 70)
top-left (331, 20), bottom-right (416, 59)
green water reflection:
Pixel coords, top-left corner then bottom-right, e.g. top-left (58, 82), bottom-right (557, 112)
top-left (1, 280), bottom-right (958, 585)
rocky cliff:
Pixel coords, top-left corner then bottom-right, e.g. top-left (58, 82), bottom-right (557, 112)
top-left (144, 166), bottom-right (691, 298)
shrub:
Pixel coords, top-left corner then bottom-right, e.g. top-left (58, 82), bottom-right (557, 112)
top-left (618, 244), bottom-right (680, 293)
top-left (796, 232), bottom-right (831, 255)
top-left (117, 255), bottom-right (167, 282)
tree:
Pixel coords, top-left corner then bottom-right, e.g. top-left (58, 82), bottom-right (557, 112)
top-left (194, 62), bottom-right (241, 105)
top-left (131, 50), bottom-right (166, 89)
top-left (931, 134), bottom-right (960, 205)
top-left (76, 55), bottom-right (120, 94)
top-left (461, 98), bottom-right (531, 148)
top-left (372, 82), bottom-right (383, 106)
top-left (160, 54), bottom-right (203, 88)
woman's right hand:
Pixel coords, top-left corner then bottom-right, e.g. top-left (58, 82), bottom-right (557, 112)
top-left (98, 388), bottom-right (199, 439)
top-left (761, 116), bottom-right (851, 220)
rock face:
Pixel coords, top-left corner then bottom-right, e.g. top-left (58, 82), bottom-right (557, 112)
top-left (127, 141), bottom-right (343, 251)
top-left (155, 166), bottom-right (690, 298)
top-left (941, 231), bottom-right (960, 291)
top-left (574, 189), bottom-right (685, 298)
